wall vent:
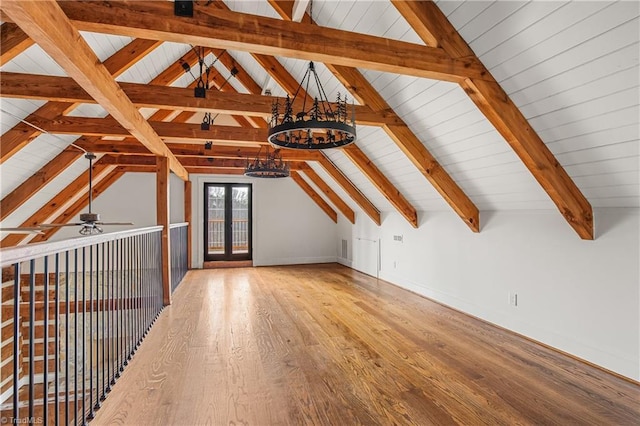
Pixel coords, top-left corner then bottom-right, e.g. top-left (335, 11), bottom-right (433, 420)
top-left (341, 239), bottom-right (348, 259)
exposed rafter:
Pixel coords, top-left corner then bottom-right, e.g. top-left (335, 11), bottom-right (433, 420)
top-left (0, 22), bottom-right (33, 65)
top-left (391, 0), bottom-right (593, 239)
top-left (342, 145), bottom-right (418, 228)
top-left (0, 160), bottom-right (113, 247)
top-left (0, 147), bottom-right (83, 221)
top-left (0, 0), bottom-right (188, 180)
top-left (317, 156), bottom-right (381, 226)
top-left (0, 72), bottom-right (401, 126)
top-left (50, 1), bottom-right (487, 82)
top-left (268, 0), bottom-right (477, 230)
top-left (297, 163), bottom-right (355, 224)
top-left (0, 38), bottom-right (161, 164)
top-left (290, 171), bottom-right (338, 223)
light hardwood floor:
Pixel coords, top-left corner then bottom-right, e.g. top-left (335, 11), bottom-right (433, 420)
top-left (92, 264), bottom-right (639, 425)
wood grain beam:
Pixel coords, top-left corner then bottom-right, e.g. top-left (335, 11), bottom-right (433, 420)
top-left (27, 169), bottom-right (124, 244)
top-left (290, 171), bottom-right (338, 223)
top-left (317, 155), bottom-right (381, 226)
top-left (1, 0), bottom-right (188, 180)
top-left (0, 72), bottom-right (398, 126)
top-left (342, 145), bottom-right (418, 228)
top-left (392, 0), bottom-right (593, 239)
top-left (24, 115), bottom-right (268, 144)
top-left (0, 22), bottom-right (33, 64)
top-left (73, 139), bottom-right (321, 161)
top-left (185, 167), bottom-right (246, 176)
top-left (297, 163), bottom-right (355, 224)
top-left (0, 161), bottom-right (112, 247)
top-left (56, 1), bottom-right (485, 82)
top-left (269, 0), bottom-right (477, 231)
top-left (0, 147), bottom-right (83, 221)
top-left (0, 38), bottom-right (160, 164)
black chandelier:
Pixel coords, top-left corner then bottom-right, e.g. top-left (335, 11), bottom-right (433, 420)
top-left (268, 61), bottom-right (357, 150)
top-left (244, 146), bottom-right (290, 178)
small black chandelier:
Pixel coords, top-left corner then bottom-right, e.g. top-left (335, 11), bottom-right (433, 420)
top-left (268, 61), bottom-right (357, 150)
top-left (244, 146), bottom-right (290, 178)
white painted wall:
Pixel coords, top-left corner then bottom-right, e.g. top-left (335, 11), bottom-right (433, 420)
top-left (190, 174), bottom-right (337, 267)
top-left (49, 172), bottom-right (186, 241)
top-left (337, 207), bottom-right (640, 381)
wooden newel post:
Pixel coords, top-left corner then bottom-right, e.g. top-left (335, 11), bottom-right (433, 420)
top-left (156, 156), bottom-right (172, 305)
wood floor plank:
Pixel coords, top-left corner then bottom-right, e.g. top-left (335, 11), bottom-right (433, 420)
top-left (92, 264), bottom-right (640, 425)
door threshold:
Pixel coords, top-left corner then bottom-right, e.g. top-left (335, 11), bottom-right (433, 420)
top-left (203, 260), bottom-right (253, 269)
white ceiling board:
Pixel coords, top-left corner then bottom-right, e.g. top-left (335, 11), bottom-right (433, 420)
top-left (80, 31), bottom-right (134, 63)
top-left (276, 56), bottom-right (359, 104)
top-left (224, 0), bottom-right (282, 19)
top-left (0, 155), bottom-right (90, 228)
top-left (0, 98), bottom-right (47, 133)
top-left (0, 134), bottom-right (78, 196)
top-left (66, 104), bottom-right (109, 118)
top-left (115, 42), bottom-right (190, 84)
top-left (323, 149), bottom-right (396, 212)
top-left (0, 43), bottom-right (66, 76)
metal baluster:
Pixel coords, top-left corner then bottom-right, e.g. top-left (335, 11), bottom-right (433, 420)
top-left (81, 247), bottom-right (87, 424)
top-left (43, 257), bottom-right (49, 424)
top-left (12, 262), bottom-right (20, 422)
top-left (55, 254), bottom-right (60, 426)
top-left (73, 249), bottom-right (79, 426)
top-left (106, 241), bottom-right (112, 394)
top-left (88, 244), bottom-right (95, 420)
top-left (124, 237), bottom-right (130, 365)
top-left (100, 241), bottom-right (106, 402)
top-left (28, 259), bottom-right (35, 421)
top-left (65, 252), bottom-right (70, 425)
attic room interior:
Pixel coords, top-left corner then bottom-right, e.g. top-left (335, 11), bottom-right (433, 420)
top-left (0, 0), bottom-right (638, 424)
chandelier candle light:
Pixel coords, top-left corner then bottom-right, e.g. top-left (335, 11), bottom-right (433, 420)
top-left (244, 146), bottom-right (291, 178)
top-left (268, 61), bottom-right (357, 150)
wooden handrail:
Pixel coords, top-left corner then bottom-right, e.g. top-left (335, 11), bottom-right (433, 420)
top-left (0, 225), bottom-right (163, 266)
top-left (169, 222), bottom-right (189, 229)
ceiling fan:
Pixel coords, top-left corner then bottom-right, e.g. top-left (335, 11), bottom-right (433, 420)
top-left (37, 153), bottom-right (133, 235)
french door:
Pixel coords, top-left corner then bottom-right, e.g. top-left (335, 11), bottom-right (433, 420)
top-left (204, 183), bottom-right (252, 261)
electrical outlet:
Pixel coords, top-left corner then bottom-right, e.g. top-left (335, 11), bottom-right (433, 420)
top-left (393, 261), bottom-right (397, 269)
top-left (393, 235), bottom-right (403, 242)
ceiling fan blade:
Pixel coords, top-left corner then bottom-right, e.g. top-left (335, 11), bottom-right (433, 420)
top-left (96, 222), bottom-right (134, 226)
top-left (39, 222), bottom-right (84, 228)
top-left (0, 227), bottom-right (44, 235)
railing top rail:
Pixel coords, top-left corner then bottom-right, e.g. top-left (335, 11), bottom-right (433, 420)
top-left (169, 222), bottom-right (189, 229)
top-left (0, 226), bottom-right (164, 266)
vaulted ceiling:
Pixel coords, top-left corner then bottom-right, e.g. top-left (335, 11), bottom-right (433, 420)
top-left (1, 0), bottom-right (638, 246)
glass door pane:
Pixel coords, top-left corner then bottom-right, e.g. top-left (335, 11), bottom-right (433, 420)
top-left (207, 185), bottom-right (225, 256)
top-left (232, 187), bottom-right (249, 254)
top-left (204, 183), bottom-right (252, 261)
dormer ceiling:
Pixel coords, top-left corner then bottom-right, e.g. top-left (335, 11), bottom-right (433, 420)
top-left (1, 0), bottom-right (638, 245)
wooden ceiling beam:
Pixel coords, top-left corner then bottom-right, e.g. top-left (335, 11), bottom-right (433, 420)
top-left (317, 155), bottom-right (381, 226)
top-left (0, 38), bottom-right (160, 164)
top-left (73, 139), bottom-right (321, 161)
top-left (0, 147), bottom-right (83, 221)
top-left (55, 1), bottom-right (485, 82)
top-left (28, 169), bottom-right (125, 244)
top-left (185, 167), bottom-right (246, 176)
top-left (0, 44), bottom-right (207, 227)
top-left (342, 145), bottom-right (418, 228)
top-left (0, 72), bottom-right (398, 126)
top-left (392, 0), bottom-right (593, 239)
top-left (1, 0), bottom-right (188, 180)
top-left (269, 0), bottom-right (477, 231)
top-left (290, 171), bottom-right (338, 223)
top-left (22, 115), bottom-right (268, 144)
top-left (0, 22), bottom-right (33, 64)
top-left (0, 161), bottom-right (113, 247)
top-left (296, 163), bottom-right (355, 224)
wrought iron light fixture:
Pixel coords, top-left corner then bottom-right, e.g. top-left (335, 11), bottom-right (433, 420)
top-left (244, 146), bottom-right (290, 178)
top-left (268, 61), bottom-right (356, 150)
